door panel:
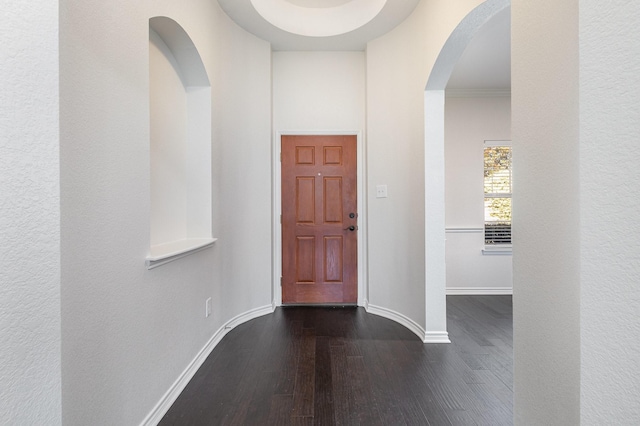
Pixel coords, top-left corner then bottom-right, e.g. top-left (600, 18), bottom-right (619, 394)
top-left (296, 177), bottom-right (315, 223)
top-left (282, 135), bottom-right (357, 304)
top-left (295, 236), bottom-right (315, 283)
top-left (324, 236), bottom-right (343, 282)
top-left (323, 178), bottom-right (343, 222)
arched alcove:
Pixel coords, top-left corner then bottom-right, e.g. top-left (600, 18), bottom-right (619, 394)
top-left (423, 0), bottom-right (510, 339)
top-left (147, 17), bottom-right (215, 269)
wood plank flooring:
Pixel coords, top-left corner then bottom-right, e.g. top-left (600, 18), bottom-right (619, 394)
top-left (159, 296), bottom-right (513, 425)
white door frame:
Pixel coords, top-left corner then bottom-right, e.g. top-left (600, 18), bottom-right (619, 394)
top-left (272, 130), bottom-right (367, 307)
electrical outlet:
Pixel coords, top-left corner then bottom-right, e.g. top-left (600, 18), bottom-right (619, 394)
top-left (376, 185), bottom-right (388, 198)
top-left (205, 297), bottom-right (212, 318)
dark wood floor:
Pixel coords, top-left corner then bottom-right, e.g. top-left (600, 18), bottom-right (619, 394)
top-left (159, 296), bottom-right (513, 426)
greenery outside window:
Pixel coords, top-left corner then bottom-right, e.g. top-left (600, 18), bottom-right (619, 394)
top-left (484, 141), bottom-right (512, 245)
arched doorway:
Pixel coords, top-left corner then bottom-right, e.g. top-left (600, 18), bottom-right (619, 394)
top-left (423, 0), bottom-right (511, 339)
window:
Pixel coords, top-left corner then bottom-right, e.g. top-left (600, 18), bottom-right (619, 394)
top-left (484, 141), bottom-right (511, 245)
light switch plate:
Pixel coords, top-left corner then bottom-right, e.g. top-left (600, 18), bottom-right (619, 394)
top-left (376, 185), bottom-right (388, 198)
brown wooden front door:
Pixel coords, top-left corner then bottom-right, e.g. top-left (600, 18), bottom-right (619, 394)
top-left (281, 135), bottom-right (357, 304)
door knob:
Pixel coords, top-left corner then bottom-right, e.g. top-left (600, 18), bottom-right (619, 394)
top-left (344, 225), bottom-right (356, 231)
top-left (349, 213), bottom-right (357, 219)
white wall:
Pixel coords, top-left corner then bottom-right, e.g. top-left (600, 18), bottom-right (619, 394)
top-left (512, 0), bottom-right (580, 423)
top-left (579, 2), bottom-right (640, 424)
top-left (514, 1), bottom-right (640, 423)
top-left (1, 1), bottom-right (62, 424)
top-left (273, 51), bottom-right (365, 131)
top-left (149, 29), bottom-right (189, 245)
top-left (212, 5), bottom-right (273, 322)
top-left (445, 95), bottom-right (512, 293)
top-left (366, 0), bottom-right (484, 333)
top-left (59, 0), bottom-right (272, 424)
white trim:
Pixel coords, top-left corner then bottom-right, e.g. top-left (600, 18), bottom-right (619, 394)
top-left (139, 304), bottom-right (274, 426)
top-left (272, 130), bottom-right (367, 307)
top-left (484, 139), bottom-right (512, 147)
top-left (424, 90), bottom-right (449, 342)
top-left (424, 331), bottom-right (453, 344)
top-left (446, 287), bottom-right (513, 295)
top-left (146, 238), bottom-right (217, 269)
top-left (445, 88), bottom-right (511, 98)
top-left (366, 304), bottom-right (450, 344)
top-left (482, 245), bottom-right (512, 255)
top-left (445, 227), bottom-right (484, 234)
top-left (224, 304), bottom-right (274, 330)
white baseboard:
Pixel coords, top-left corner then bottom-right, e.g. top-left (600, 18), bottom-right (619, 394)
top-left (446, 287), bottom-right (513, 295)
top-left (140, 304), bottom-right (274, 426)
top-left (366, 304), bottom-right (450, 344)
top-left (424, 331), bottom-right (452, 343)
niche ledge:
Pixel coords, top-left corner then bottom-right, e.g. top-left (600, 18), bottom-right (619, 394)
top-left (146, 237), bottom-right (217, 269)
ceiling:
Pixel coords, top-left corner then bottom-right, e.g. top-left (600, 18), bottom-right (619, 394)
top-left (217, 0), bottom-right (420, 51)
top-left (217, 0), bottom-right (511, 91)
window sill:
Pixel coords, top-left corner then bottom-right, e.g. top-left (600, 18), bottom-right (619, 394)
top-left (482, 244), bottom-right (512, 256)
top-left (146, 237), bottom-right (217, 269)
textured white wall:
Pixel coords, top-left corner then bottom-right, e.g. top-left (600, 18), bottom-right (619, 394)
top-left (514, 1), bottom-right (640, 423)
top-left (512, 0), bottom-right (581, 423)
top-left (445, 95), bottom-right (512, 292)
top-left (366, 0), bottom-right (484, 329)
top-left (59, 0), bottom-right (272, 424)
top-left (1, 1), bottom-right (62, 424)
top-left (580, 2), bottom-right (640, 423)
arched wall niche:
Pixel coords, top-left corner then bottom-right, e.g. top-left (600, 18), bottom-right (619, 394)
top-left (147, 16), bottom-right (215, 269)
top-left (423, 0), bottom-right (510, 340)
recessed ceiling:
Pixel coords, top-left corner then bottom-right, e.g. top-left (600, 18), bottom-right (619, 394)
top-left (217, 0), bottom-right (420, 51)
top-left (218, 0), bottom-right (511, 91)
top-left (286, 0), bottom-right (353, 8)
top-left (250, 0), bottom-right (386, 38)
